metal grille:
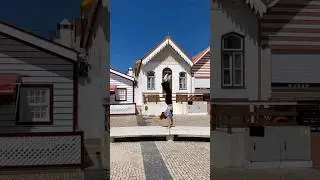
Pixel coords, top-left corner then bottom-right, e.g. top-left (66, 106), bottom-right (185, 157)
top-left (0, 134), bottom-right (82, 167)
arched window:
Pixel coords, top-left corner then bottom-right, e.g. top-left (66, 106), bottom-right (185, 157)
top-left (147, 71), bottom-right (155, 90)
top-left (221, 32), bottom-right (244, 88)
top-left (179, 72), bottom-right (187, 90)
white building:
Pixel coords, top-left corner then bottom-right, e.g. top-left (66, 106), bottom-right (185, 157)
top-left (210, 0), bottom-right (320, 169)
top-left (133, 36), bottom-right (209, 115)
top-left (192, 47), bottom-right (210, 97)
top-left (0, 20), bottom-right (82, 167)
top-left (53, 0), bottom-right (109, 170)
top-left (110, 68), bottom-right (135, 115)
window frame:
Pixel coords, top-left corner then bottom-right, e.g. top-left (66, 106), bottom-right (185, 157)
top-left (16, 84), bottom-right (53, 125)
top-left (179, 72), bottom-right (187, 90)
top-left (115, 88), bottom-right (127, 101)
top-left (221, 32), bottom-right (245, 89)
top-left (146, 71), bottom-right (155, 90)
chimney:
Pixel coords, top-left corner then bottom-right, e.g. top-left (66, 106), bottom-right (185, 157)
top-left (57, 19), bottom-right (73, 47)
top-left (128, 67), bottom-right (133, 77)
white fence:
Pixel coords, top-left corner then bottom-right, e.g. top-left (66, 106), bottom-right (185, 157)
top-left (110, 103), bottom-right (136, 115)
top-left (0, 132), bottom-right (83, 167)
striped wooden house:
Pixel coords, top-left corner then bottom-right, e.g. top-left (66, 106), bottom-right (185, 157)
top-left (110, 68), bottom-right (135, 115)
top-left (192, 47), bottom-right (210, 96)
top-left (211, 0), bottom-right (320, 168)
top-left (0, 20), bottom-right (83, 168)
top-left (212, 0), bottom-right (320, 101)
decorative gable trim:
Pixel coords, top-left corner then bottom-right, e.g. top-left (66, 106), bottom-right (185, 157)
top-left (110, 69), bottom-right (134, 81)
top-left (141, 36), bottom-right (193, 67)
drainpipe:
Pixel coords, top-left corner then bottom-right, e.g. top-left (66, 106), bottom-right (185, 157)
top-left (258, 15), bottom-right (262, 101)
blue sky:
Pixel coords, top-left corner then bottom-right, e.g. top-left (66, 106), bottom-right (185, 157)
top-left (111, 0), bottom-right (210, 73)
top-left (0, 0), bottom-right (79, 38)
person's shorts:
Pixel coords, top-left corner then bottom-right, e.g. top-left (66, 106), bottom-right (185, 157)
top-left (164, 105), bottom-right (173, 118)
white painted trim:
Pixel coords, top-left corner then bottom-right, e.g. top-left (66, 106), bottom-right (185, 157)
top-left (0, 22), bottom-right (78, 61)
top-left (141, 37), bottom-right (193, 67)
top-left (192, 47), bottom-right (210, 65)
top-left (266, 0), bottom-right (280, 8)
top-left (110, 69), bottom-right (134, 81)
top-left (245, 0), bottom-right (267, 17)
top-left (187, 113), bottom-right (208, 115)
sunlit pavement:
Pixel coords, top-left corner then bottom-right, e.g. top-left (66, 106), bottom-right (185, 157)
top-left (110, 141), bottom-right (210, 180)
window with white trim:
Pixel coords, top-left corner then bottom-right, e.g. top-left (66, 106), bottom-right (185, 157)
top-left (179, 72), bottom-right (187, 90)
top-left (18, 86), bottom-right (51, 123)
top-left (221, 33), bottom-right (244, 88)
top-left (147, 71), bottom-right (155, 90)
top-left (115, 88), bottom-right (127, 101)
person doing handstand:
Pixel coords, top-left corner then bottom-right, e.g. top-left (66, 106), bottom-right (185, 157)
top-left (159, 74), bottom-right (173, 128)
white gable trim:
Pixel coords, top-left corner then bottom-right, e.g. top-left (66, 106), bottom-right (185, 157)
top-left (0, 22), bottom-right (78, 61)
top-left (193, 48), bottom-right (210, 65)
top-left (245, 0), bottom-right (267, 17)
top-left (141, 38), bottom-right (193, 67)
top-left (111, 69), bottom-right (134, 81)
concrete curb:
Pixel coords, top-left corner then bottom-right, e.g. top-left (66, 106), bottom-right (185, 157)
top-left (110, 126), bottom-right (210, 142)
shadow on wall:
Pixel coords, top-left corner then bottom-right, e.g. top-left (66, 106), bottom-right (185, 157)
top-left (219, 0), bottom-right (312, 46)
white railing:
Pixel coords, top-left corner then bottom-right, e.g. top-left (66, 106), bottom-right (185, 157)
top-left (0, 132), bottom-right (83, 168)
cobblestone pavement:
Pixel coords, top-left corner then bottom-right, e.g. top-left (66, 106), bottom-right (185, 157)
top-left (110, 141), bottom-right (210, 180)
top-left (110, 115), bottom-right (209, 127)
top-left (110, 142), bottom-right (146, 180)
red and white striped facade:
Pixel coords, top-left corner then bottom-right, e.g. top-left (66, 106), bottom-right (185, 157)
top-left (261, 0), bottom-right (320, 52)
top-left (192, 47), bottom-right (211, 78)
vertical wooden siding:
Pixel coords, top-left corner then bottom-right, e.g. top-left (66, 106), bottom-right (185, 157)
top-left (0, 34), bottom-right (74, 133)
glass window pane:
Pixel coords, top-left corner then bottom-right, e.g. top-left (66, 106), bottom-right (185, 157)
top-left (29, 97), bottom-right (34, 104)
top-left (234, 70), bottom-right (242, 85)
top-left (223, 53), bottom-right (231, 68)
top-left (35, 96), bottom-right (40, 103)
top-left (223, 70), bottom-right (231, 85)
top-left (33, 111), bottom-right (40, 119)
top-left (223, 35), bottom-right (242, 49)
top-left (41, 110), bottom-right (47, 119)
top-left (234, 53), bottom-right (242, 69)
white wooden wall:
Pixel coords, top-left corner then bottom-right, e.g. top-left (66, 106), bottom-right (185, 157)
top-left (110, 72), bottom-right (134, 104)
top-left (136, 46), bottom-right (193, 105)
top-left (0, 34), bottom-right (74, 133)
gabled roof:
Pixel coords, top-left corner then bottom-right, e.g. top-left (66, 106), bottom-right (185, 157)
top-left (0, 21), bottom-right (78, 62)
top-left (110, 68), bottom-right (134, 81)
top-left (140, 35), bottom-right (193, 67)
top-left (192, 47), bottom-right (210, 65)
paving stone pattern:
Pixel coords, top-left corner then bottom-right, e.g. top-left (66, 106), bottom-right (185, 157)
top-left (110, 115), bottom-right (209, 127)
top-left (156, 141), bottom-right (210, 180)
top-left (110, 141), bottom-right (210, 180)
top-left (110, 142), bottom-right (146, 180)
top-left (141, 142), bottom-right (172, 180)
